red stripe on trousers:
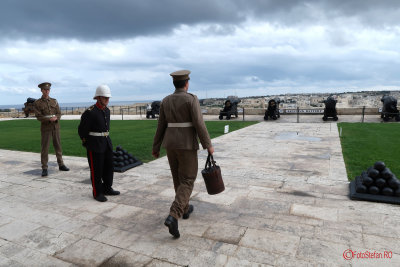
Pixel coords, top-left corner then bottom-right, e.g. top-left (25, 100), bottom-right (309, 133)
top-left (89, 150), bottom-right (97, 197)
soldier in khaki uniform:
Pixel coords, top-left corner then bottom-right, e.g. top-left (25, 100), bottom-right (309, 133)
top-left (34, 82), bottom-right (69, 177)
top-left (152, 70), bottom-right (214, 238)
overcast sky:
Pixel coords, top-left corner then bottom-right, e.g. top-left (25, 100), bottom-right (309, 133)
top-left (1, 0), bottom-right (400, 105)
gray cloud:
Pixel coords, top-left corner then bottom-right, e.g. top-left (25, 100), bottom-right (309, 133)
top-left (1, 0), bottom-right (400, 41)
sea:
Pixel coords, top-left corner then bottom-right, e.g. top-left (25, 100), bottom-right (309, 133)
top-left (0, 100), bottom-right (152, 111)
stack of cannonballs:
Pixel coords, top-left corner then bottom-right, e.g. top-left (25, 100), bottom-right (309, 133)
top-left (355, 161), bottom-right (400, 197)
top-left (113, 146), bottom-right (142, 172)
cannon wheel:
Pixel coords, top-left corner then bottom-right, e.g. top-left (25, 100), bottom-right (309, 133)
top-left (322, 116), bottom-right (327, 121)
top-left (152, 113), bottom-right (155, 118)
top-left (146, 114), bottom-right (150, 119)
top-left (226, 114), bottom-right (231, 120)
top-left (396, 115), bottom-right (400, 122)
top-left (264, 116), bottom-right (268, 121)
top-left (272, 115), bottom-right (277, 120)
top-left (235, 112), bottom-right (238, 118)
top-left (219, 115), bottom-right (223, 120)
top-left (25, 112), bottom-right (29, 118)
top-left (383, 116), bottom-right (389, 122)
top-left (333, 116), bottom-right (338, 121)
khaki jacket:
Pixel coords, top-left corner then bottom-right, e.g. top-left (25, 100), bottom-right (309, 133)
top-left (34, 97), bottom-right (62, 131)
top-left (153, 89), bottom-right (212, 151)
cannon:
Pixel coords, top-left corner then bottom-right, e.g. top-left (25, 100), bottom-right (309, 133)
top-left (264, 98), bottom-right (280, 120)
top-left (219, 99), bottom-right (240, 120)
top-left (23, 97), bottom-right (37, 117)
top-left (146, 101), bottom-right (161, 119)
top-left (322, 96), bottom-right (338, 121)
top-left (380, 95), bottom-right (400, 122)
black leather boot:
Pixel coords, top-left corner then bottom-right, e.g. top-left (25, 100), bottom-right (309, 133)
top-left (164, 215), bottom-right (180, 238)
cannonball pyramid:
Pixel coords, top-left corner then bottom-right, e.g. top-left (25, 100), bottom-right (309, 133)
top-left (113, 145), bottom-right (143, 172)
top-left (350, 161), bottom-right (400, 204)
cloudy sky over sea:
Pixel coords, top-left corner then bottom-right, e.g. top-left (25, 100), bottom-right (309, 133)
top-left (1, 0), bottom-right (400, 105)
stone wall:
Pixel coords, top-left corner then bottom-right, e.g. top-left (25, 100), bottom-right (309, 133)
top-left (202, 107), bottom-right (382, 115)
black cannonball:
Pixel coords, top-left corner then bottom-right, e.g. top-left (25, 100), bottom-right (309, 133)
top-left (356, 184), bottom-right (367, 194)
top-left (374, 161), bottom-right (386, 171)
top-left (368, 186), bottom-right (379, 195)
top-left (123, 155), bottom-right (129, 160)
top-left (122, 149), bottom-right (127, 154)
top-left (362, 176), bottom-right (374, 186)
top-left (388, 178), bottom-right (400, 190)
top-left (117, 151), bottom-right (123, 156)
top-left (381, 168), bottom-right (393, 180)
top-left (382, 187), bottom-right (394, 196)
top-left (128, 153), bottom-right (133, 159)
top-left (116, 146), bottom-right (122, 151)
top-left (395, 188), bottom-right (400, 197)
top-left (124, 160), bottom-right (130, 165)
top-left (117, 156), bottom-right (124, 162)
top-left (129, 158), bottom-right (134, 164)
top-left (367, 168), bottom-right (379, 179)
top-left (375, 178), bottom-right (386, 188)
top-left (118, 162), bottom-right (124, 167)
top-left (113, 161), bottom-right (117, 166)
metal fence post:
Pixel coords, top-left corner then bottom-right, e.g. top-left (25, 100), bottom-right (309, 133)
top-left (297, 107), bottom-right (299, 123)
top-left (243, 108), bottom-right (245, 121)
top-left (362, 106), bottom-right (365, 123)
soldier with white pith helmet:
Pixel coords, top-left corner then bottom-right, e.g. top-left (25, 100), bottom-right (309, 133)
top-left (34, 82), bottom-right (69, 177)
top-left (78, 85), bottom-right (120, 202)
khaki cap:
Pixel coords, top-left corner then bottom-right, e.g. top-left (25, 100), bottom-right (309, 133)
top-left (170, 70), bottom-right (191, 81)
top-left (38, 82), bottom-right (51, 89)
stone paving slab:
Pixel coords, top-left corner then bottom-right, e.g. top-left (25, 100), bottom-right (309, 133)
top-left (0, 121), bottom-right (400, 266)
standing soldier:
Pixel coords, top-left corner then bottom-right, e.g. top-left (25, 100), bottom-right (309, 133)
top-left (78, 85), bottom-right (120, 202)
top-left (34, 82), bottom-right (69, 177)
top-left (152, 70), bottom-right (214, 238)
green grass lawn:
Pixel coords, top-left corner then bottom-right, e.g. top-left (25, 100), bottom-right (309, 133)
top-left (338, 122), bottom-right (400, 180)
top-left (0, 119), bottom-right (257, 162)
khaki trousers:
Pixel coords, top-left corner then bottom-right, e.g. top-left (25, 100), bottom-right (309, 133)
top-left (166, 149), bottom-right (198, 219)
top-left (41, 128), bottom-right (64, 169)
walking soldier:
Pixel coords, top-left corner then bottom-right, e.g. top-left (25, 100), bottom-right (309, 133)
top-left (78, 85), bottom-right (120, 202)
top-left (34, 82), bottom-right (69, 177)
top-left (152, 70), bottom-right (214, 238)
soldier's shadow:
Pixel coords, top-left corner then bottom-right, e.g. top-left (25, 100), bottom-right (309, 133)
top-left (23, 163), bottom-right (58, 176)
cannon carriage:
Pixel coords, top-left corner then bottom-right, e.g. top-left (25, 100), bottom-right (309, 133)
top-left (322, 96), bottom-right (338, 121)
top-left (264, 98), bottom-right (280, 120)
top-left (380, 95), bottom-right (400, 122)
top-left (219, 99), bottom-right (240, 120)
top-left (146, 101), bottom-right (161, 119)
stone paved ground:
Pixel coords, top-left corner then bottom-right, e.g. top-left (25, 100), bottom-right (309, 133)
top-left (0, 120), bottom-right (399, 266)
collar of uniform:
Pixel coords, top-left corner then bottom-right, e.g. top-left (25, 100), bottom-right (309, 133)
top-left (96, 102), bottom-right (106, 110)
top-left (174, 88), bottom-right (186, 93)
top-left (41, 96), bottom-right (50, 101)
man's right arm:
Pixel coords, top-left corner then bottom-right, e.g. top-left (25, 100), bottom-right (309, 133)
top-left (78, 111), bottom-right (91, 146)
top-left (33, 101), bottom-right (47, 122)
top-left (191, 95), bottom-right (212, 151)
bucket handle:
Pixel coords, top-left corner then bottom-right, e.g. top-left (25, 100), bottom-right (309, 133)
top-left (205, 153), bottom-right (217, 169)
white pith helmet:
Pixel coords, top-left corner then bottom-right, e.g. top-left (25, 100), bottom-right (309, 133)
top-left (93, 84), bottom-right (112, 99)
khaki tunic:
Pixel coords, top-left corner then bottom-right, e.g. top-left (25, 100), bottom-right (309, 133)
top-left (153, 89), bottom-right (212, 219)
top-left (34, 97), bottom-right (64, 169)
